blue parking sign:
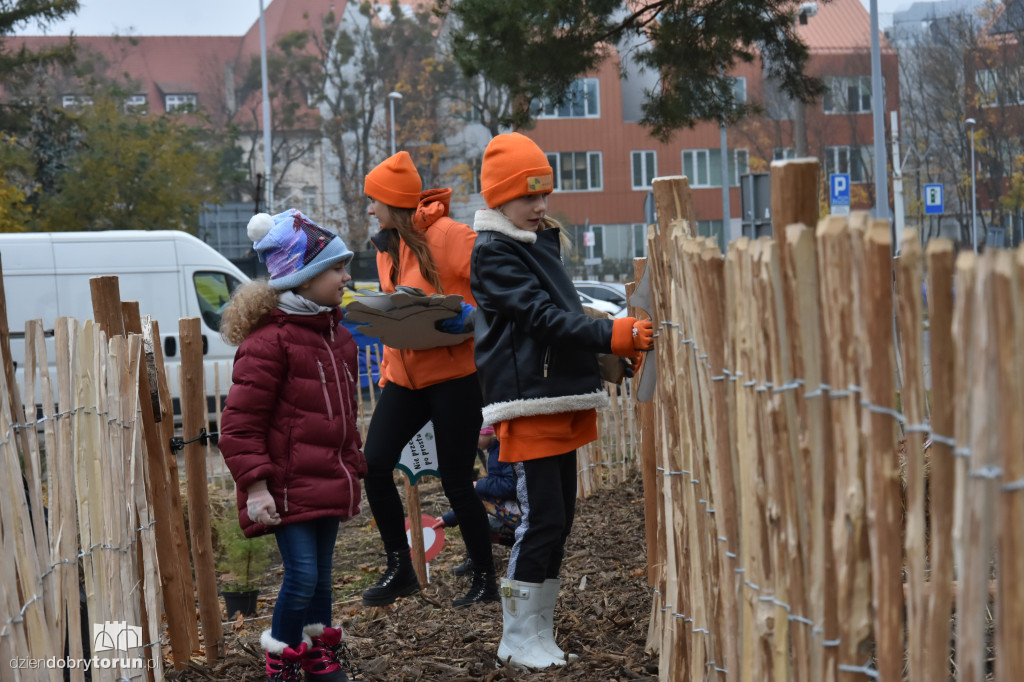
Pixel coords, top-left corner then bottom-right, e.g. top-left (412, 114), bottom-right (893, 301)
top-left (924, 184), bottom-right (943, 216)
top-left (829, 173), bottom-right (850, 216)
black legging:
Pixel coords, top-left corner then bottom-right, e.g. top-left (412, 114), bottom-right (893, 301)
top-left (363, 373), bottom-right (494, 572)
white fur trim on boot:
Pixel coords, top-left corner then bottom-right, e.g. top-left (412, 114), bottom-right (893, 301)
top-left (496, 579), bottom-right (565, 670)
top-left (261, 630), bottom-right (289, 655)
top-left (261, 629), bottom-right (311, 653)
top-left (540, 578), bottom-right (578, 662)
top-left (302, 623), bottom-right (328, 639)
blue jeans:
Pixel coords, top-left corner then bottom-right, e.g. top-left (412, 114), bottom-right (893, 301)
top-left (270, 517), bottom-right (339, 646)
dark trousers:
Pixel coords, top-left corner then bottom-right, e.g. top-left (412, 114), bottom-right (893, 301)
top-left (363, 373), bottom-right (494, 572)
top-left (507, 451), bottom-right (578, 583)
top-left (271, 517), bottom-right (339, 646)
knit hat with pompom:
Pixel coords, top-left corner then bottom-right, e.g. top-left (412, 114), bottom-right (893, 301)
top-left (247, 208), bottom-right (353, 290)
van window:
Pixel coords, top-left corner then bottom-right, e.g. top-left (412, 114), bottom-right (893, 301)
top-left (194, 271), bottom-right (243, 330)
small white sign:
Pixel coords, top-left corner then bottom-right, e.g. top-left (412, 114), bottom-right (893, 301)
top-left (397, 422), bottom-right (439, 483)
top-left (583, 231), bottom-right (595, 247)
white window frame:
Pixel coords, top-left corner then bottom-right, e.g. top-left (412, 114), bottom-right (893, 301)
top-left (546, 151), bottom-right (603, 192)
top-left (823, 75), bottom-right (873, 114)
top-left (733, 149), bottom-right (749, 186)
top-left (535, 78), bottom-right (600, 119)
top-left (124, 94), bottom-right (147, 112)
top-left (631, 150), bottom-right (657, 190)
top-left (165, 93), bottom-right (197, 113)
top-left (825, 145), bottom-right (872, 183)
top-left (773, 147), bottom-right (796, 161)
top-left (976, 68), bottom-right (1024, 107)
top-left (61, 94), bottom-right (93, 109)
top-left (682, 148), bottom-right (749, 188)
top-left (731, 76), bottom-right (747, 104)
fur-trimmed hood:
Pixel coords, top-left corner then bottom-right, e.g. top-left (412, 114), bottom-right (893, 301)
top-left (472, 209), bottom-right (538, 244)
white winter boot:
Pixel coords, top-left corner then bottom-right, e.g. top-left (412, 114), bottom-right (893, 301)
top-left (496, 579), bottom-right (566, 669)
top-left (539, 578), bottom-right (578, 662)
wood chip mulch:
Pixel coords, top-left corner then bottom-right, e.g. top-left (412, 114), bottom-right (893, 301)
top-left (168, 471), bottom-right (659, 681)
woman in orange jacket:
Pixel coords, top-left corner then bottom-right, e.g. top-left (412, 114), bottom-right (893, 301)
top-left (359, 151), bottom-right (498, 608)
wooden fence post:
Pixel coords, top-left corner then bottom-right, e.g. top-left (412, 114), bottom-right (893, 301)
top-left (770, 158), bottom-right (820, 239)
top-left (180, 318), bottom-right (223, 662)
top-left (817, 216), bottom-right (872, 679)
top-left (923, 239), bottom-right (956, 682)
top-left (151, 319), bottom-right (201, 651)
top-left (863, 222), bottom-right (902, 682)
top-left (632, 258), bottom-right (659, 590)
top-left (952, 252), bottom-right (982, 681)
top-left (994, 249), bottom-right (1023, 681)
top-left (405, 480), bottom-right (428, 587)
top-left (896, 230), bottom-right (927, 682)
top-left (122, 302), bottom-right (193, 670)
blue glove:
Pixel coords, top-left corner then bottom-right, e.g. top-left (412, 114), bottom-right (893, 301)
top-left (436, 302), bottom-right (475, 334)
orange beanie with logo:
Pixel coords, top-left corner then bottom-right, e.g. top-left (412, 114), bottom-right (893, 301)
top-left (364, 151), bottom-right (422, 209)
top-left (480, 132), bottom-right (554, 209)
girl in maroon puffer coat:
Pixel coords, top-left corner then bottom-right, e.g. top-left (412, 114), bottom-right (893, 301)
top-left (219, 208), bottom-right (365, 682)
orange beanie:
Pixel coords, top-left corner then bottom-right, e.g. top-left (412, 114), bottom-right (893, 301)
top-left (480, 132), bottom-right (554, 209)
top-left (364, 151), bottom-right (422, 209)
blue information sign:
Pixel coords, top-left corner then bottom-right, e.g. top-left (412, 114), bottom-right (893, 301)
top-left (924, 184), bottom-right (943, 216)
top-left (829, 174), bottom-right (850, 215)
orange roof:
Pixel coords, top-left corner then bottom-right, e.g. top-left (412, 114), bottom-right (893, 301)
top-left (797, 0), bottom-right (894, 53)
top-left (8, 35), bottom-right (240, 123)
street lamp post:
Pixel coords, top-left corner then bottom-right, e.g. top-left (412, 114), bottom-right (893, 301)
top-left (966, 117), bottom-right (978, 252)
top-left (259, 0), bottom-right (273, 212)
top-left (387, 91), bottom-right (403, 156)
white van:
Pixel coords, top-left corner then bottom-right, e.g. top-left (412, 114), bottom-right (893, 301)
top-left (1, 230), bottom-right (250, 419)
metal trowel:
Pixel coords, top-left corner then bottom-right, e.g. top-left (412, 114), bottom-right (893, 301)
top-left (628, 267), bottom-right (657, 402)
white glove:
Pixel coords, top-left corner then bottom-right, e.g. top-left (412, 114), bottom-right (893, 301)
top-left (246, 481), bottom-right (281, 526)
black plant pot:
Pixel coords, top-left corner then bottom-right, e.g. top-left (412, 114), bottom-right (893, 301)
top-left (222, 588), bottom-right (259, 617)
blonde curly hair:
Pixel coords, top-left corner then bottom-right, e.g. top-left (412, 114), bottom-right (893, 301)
top-left (220, 279), bottom-right (279, 346)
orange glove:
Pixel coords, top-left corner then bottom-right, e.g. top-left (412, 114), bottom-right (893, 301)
top-left (611, 317), bottom-right (655, 357)
top-left (631, 349), bottom-right (645, 375)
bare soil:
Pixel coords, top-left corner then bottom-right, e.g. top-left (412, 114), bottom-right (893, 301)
top-left (169, 472), bottom-right (659, 681)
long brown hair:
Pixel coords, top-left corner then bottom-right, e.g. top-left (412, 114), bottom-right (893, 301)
top-left (383, 205), bottom-right (444, 293)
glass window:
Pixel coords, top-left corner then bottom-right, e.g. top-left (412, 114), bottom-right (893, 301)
top-left (124, 94), bottom-right (147, 113)
top-left (633, 223), bottom-right (649, 257)
top-left (825, 145), bottom-right (872, 183)
top-left (823, 76), bottom-right (874, 114)
top-left (165, 93), bottom-right (198, 113)
top-left (194, 271), bottom-right (244, 331)
top-left (546, 151), bottom-right (603, 191)
top-left (774, 147), bottom-right (796, 161)
top-left (631, 150), bottom-right (657, 190)
top-left (535, 78), bottom-right (600, 119)
top-left (976, 68), bottom-right (1024, 106)
top-left (61, 94), bottom-right (93, 109)
top-left (682, 149), bottom-right (749, 188)
top-left (731, 77), bottom-right (747, 104)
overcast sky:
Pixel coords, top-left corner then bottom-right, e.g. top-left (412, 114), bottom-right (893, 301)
top-left (20, 0), bottom-right (911, 36)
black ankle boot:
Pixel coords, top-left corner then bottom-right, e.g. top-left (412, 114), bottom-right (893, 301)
top-left (452, 569), bottom-right (499, 608)
top-left (452, 556), bottom-right (474, 577)
top-left (362, 549), bottom-right (421, 606)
